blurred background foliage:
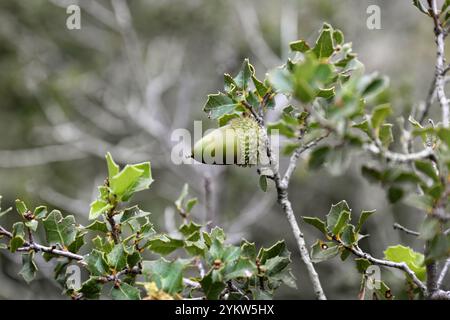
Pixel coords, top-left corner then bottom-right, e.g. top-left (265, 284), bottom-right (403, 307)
top-left (0, 0), bottom-right (443, 299)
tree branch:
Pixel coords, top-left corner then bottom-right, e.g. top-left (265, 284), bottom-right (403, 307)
top-left (393, 222), bottom-right (420, 237)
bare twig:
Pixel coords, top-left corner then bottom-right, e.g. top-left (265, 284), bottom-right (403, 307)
top-left (438, 259), bottom-right (450, 288)
top-left (429, 0), bottom-right (450, 127)
top-left (281, 133), bottom-right (330, 188)
top-left (393, 223), bottom-right (420, 237)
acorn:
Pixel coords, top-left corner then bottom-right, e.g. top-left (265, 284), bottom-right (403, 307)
top-left (192, 117), bottom-right (267, 166)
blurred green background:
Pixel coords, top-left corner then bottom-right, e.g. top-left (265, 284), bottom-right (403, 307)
top-left (0, 0), bottom-right (443, 299)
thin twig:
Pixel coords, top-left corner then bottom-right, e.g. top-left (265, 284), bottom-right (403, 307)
top-left (437, 259), bottom-right (450, 288)
top-left (393, 223), bottom-right (420, 236)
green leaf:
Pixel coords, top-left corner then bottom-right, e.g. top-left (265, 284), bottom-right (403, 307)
top-left (371, 103), bottom-right (392, 130)
top-left (267, 68), bottom-right (293, 94)
top-left (84, 249), bottom-right (109, 276)
top-left (234, 59), bottom-right (254, 91)
top-left (185, 198), bottom-right (197, 213)
top-left (355, 258), bottom-right (371, 273)
top-left (412, 0), bottom-right (429, 14)
top-left (384, 245), bottom-right (426, 281)
top-left (105, 152), bottom-right (120, 180)
top-left (414, 160), bottom-right (439, 182)
top-left (252, 75), bottom-right (268, 98)
top-left (110, 165), bottom-right (144, 200)
top-left (373, 280), bottom-right (394, 300)
top-left (388, 186), bottom-right (404, 203)
top-left (142, 258), bottom-right (190, 294)
top-left (257, 241), bottom-right (288, 264)
top-left (333, 29), bottom-right (344, 45)
top-left (179, 221), bottom-right (202, 238)
top-left (15, 199), bottom-right (28, 217)
top-left (19, 252), bottom-right (37, 283)
top-left (240, 240), bottom-right (257, 260)
top-left (379, 123), bottom-right (393, 147)
top-left (67, 232), bottom-right (85, 253)
top-left (80, 277), bottom-right (102, 299)
top-left (426, 234), bottom-right (450, 262)
top-left (25, 219), bottom-right (38, 232)
top-left (85, 220), bottom-right (108, 233)
top-left (361, 75), bottom-right (388, 98)
top-left (259, 175), bottom-right (268, 192)
top-left (356, 209), bottom-right (376, 233)
top-left (224, 258), bottom-right (256, 280)
top-left (313, 24), bottom-right (334, 59)
top-left (203, 93), bottom-right (239, 119)
top-left (10, 222), bottom-right (26, 253)
top-left (42, 210), bottom-right (77, 247)
top-left (311, 240), bottom-right (339, 263)
top-left (107, 244), bottom-right (128, 271)
top-left (302, 216), bottom-right (327, 235)
top-left (200, 271), bottom-right (226, 300)
top-left (419, 217), bottom-right (440, 240)
top-left (34, 206), bottom-right (47, 219)
top-left (332, 210), bottom-right (351, 235)
top-left (341, 225), bottom-right (357, 246)
top-left (317, 87), bottom-right (335, 99)
top-left (309, 145), bottom-right (330, 169)
top-left (289, 39), bottom-right (310, 53)
top-left (326, 200), bottom-right (351, 233)
top-left (131, 162), bottom-right (154, 193)
top-left (146, 235), bottom-right (184, 255)
top-left (89, 199), bottom-right (112, 221)
top-left (111, 283), bottom-right (141, 300)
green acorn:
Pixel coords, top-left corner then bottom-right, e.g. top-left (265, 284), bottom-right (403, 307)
top-left (192, 117), bottom-right (267, 166)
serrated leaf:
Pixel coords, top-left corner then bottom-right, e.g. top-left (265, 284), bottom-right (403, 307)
top-left (80, 277), bottom-right (102, 299)
top-left (384, 245), bottom-right (426, 281)
top-left (146, 235), bottom-right (184, 255)
top-left (341, 225), bottom-right (357, 246)
top-left (200, 271), bottom-right (226, 300)
top-left (313, 25), bottom-right (334, 59)
top-left (105, 152), bottom-right (120, 180)
top-left (19, 252), bottom-right (37, 283)
top-left (42, 210), bottom-right (77, 247)
top-left (290, 39), bottom-right (310, 52)
top-left (89, 200), bottom-right (112, 221)
top-left (326, 200), bottom-right (351, 233)
top-left (85, 220), bottom-right (108, 233)
top-left (414, 160), bottom-right (439, 182)
top-left (15, 199), bottom-right (28, 217)
top-left (34, 206), bottom-right (47, 219)
top-left (371, 103), bottom-right (392, 130)
top-left (179, 221), bottom-right (202, 237)
top-left (355, 258), bottom-right (371, 273)
top-left (142, 258), bottom-right (190, 294)
top-left (107, 244), bottom-right (128, 271)
top-left (25, 220), bottom-right (38, 232)
top-left (311, 240), bottom-right (339, 263)
top-left (203, 93), bottom-right (239, 119)
top-left (10, 222), bottom-right (25, 253)
top-left (317, 87), bottom-right (335, 99)
top-left (111, 282), bottom-right (141, 300)
top-left (356, 209), bottom-right (376, 233)
top-left (234, 58), bottom-right (254, 91)
top-left (110, 165), bottom-right (144, 201)
top-left (84, 249), bottom-right (109, 276)
top-left (302, 216), bottom-right (327, 234)
top-left (332, 210), bottom-right (351, 235)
